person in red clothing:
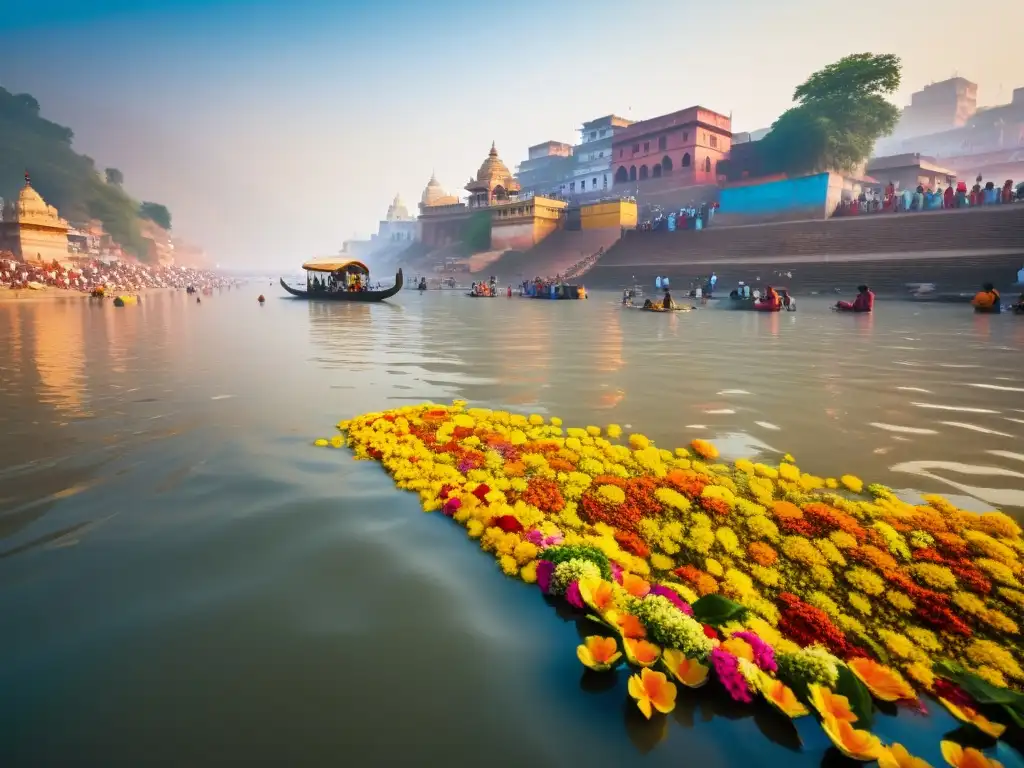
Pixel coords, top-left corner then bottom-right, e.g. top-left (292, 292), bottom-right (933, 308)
top-left (943, 184), bottom-right (955, 209)
top-left (755, 285), bottom-right (781, 310)
top-left (836, 285), bottom-right (874, 312)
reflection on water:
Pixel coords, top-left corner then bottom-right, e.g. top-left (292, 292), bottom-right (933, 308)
top-left (1, 289), bottom-right (1023, 766)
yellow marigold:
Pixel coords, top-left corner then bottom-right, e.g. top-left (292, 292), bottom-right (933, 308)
top-left (754, 464), bottom-right (779, 480)
top-left (735, 458), bottom-right (755, 475)
top-left (629, 433), bottom-right (651, 450)
top-left (650, 552), bottom-right (675, 571)
top-left (597, 484), bottom-right (626, 505)
top-left (606, 424), bottom-right (622, 438)
top-left (808, 591), bottom-right (841, 616)
top-left (972, 666), bottom-right (1008, 689)
top-left (690, 439), bottom-right (718, 460)
top-left (781, 536), bottom-right (827, 568)
top-left (848, 592), bottom-right (872, 615)
top-left (874, 521), bottom-right (912, 561)
top-left (879, 630), bottom-right (924, 661)
top-left (690, 512), bottom-right (713, 529)
top-left (998, 587), bottom-right (1024, 610)
top-left (965, 530), bottom-right (1017, 566)
top-left (829, 530), bottom-right (858, 550)
top-left (586, 425), bottom-right (601, 437)
top-left (724, 568), bottom-right (755, 596)
top-left (745, 515), bottom-right (780, 542)
top-left (973, 511), bottom-right (1022, 539)
top-left (840, 474), bottom-right (863, 493)
top-left (815, 539), bottom-right (847, 567)
top-left (466, 519), bottom-right (485, 538)
top-left (977, 558), bottom-right (1019, 587)
top-left (779, 463), bottom-right (800, 482)
top-left (825, 478), bottom-right (839, 489)
top-left (905, 627), bottom-right (942, 653)
top-left (705, 558), bottom-right (725, 577)
top-left (513, 540), bottom-right (539, 566)
top-left (885, 590), bottom-right (915, 613)
top-left (686, 527), bottom-right (716, 555)
top-left (715, 527), bottom-right (741, 554)
top-left (655, 487), bottom-right (691, 514)
top-left (967, 639), bottom-right (1024, 681)
top-left (810, 566), bottom-right (835, 588)
top-left (702, 484), bottom-right (736, 505)
top-left (845, 566), bottom-right (885, 596)
top-left (498, 554), bottom-right (519, 576)
top-left (910, 562), bottom-right (958, 591)
top-left (904, 661), bottom-right (935, 690)
top-left (799, 474), bottom-right (825, 491)
top-left (836, 614), bottom-right (865, 635)
top-left (751, 564), bottom-right (782, 588)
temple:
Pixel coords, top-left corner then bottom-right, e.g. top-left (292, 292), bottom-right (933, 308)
top-left (0, 174), bottom-right (70, 264)
top-left (417, 171), bottom-right (470, 249)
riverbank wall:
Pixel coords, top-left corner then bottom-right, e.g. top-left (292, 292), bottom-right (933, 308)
top-left (583, 205), bottom-right (1024, 295)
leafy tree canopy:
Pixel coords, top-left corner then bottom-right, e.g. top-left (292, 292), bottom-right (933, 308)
top-left (759, 53), bottom-right (902, 175)
top-left (139, 201), bottom-right (172, 230)
top-left (105, 167), bottom-right (124, 186)
top-left (0, 87), bottom-right (156, 259)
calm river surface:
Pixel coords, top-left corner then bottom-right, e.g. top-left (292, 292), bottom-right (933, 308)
top-left (1, 287), bottom-right (1024, 767)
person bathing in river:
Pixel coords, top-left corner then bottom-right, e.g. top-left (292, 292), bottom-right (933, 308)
top-left (972, 282), bottom-right (1001, 313)
top-left (836, 285), bottom-right (874, 313)
top-left (756, 285), bottom-right (781, 310)
top-left (780, 289), bottom-right (796, 312)
top-left (662, 288), bottom-right (675, 310)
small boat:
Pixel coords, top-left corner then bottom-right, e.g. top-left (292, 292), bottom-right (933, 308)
top-left (627, 304), bottom-right (695, 313)
top-left (280, 259), bottom-right (402, 302)
top-left (465, 292), bottom-right (498, 298)
top-left (112, 295), bottom-right (138, 307)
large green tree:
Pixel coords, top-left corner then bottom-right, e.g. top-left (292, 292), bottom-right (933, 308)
top-left (760, 53), bottom-right (902, 175)
top-left (0, 87), bottom-right (157, 259)
top-left (139, 201), bottom-right (172, 230)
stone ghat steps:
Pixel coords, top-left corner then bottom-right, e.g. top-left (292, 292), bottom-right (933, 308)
top-left (598, 205), bottom-right (1024, 267)
top-left (486, 229), bottom-right (622, 281)
top-left (586, 251), bottom-right (1024, 296)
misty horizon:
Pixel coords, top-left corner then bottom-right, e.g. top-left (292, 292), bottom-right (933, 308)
top-left (1, 0), bottom-right (1019, 269)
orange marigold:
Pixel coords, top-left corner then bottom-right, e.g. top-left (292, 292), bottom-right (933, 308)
top-left (849, 544), bottom-right (900, 572)
top-left (521, 478), bottom-right (566, 513)
top-left (771, 500), bottom-right (804, 519)
top-left (748, 541), bottom-right (778, 567)
top-left (700, 497), bottom-right (732, 516)
top-left (503, 461), bottom-right (527, 477)
top-left (547, 458), bottom-right (576, 473)
top-left (674, 565), bottom-right (719, 596)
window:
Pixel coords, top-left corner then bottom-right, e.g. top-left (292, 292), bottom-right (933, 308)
top-left (682, 152), bottom-right (691, 168)
top-left (710, 135), bottom-right (718, 149)
top-left (592, 177), bottom-right (597, 186)
top-left (580, 180), bottom-right (585, 190)
top-left (590, 131), bottom-right (597, 140)
top-left (603, 174), bottom-right (608, 188)
top-left (600, 129), bottom-right (608, 137)
top-left (682, 131), bottom-right (689, 142)
top-left (658, 135), bottom-right (667, 151)
top-left (643, 141), bottom-right (650, 152)
top-left (619, 148), bottom-right (624, 158)
top-left (570, 181), bottom-right (575, 191)
top-left (633, 143), bottom-right (640, 153)
top-left (704, 157), bottom-right (712, 173)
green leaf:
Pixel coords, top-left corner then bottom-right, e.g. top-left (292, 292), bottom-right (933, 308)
top-left (691, 594), bottom-right (748, 627)
top-left (934, 661), bottom-right (1024, 708)
top-left (835, 664), bottom-right (874, 728)
top-left (1001, 703), bottom-right (1024, 730)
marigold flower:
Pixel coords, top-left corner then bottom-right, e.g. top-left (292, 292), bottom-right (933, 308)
top-left (627, 667), bottom-right (677, 719)
top-left (690, 438), bottom-right (719, 460)
top-left (941, 741), bottom-right (1004, 768)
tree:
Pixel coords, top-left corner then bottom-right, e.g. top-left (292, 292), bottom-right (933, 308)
top-left (760, 53), bottom-right (902, 175)
top-left (105, 167), bottom-right (124, 186)
top-left (139, 201), bottom-right (172, 230)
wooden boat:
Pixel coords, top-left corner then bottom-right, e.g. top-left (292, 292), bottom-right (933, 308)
top-left (626, 304), bottom-right (695, 313)
top-left (280, 259), bottom-right (402, 302)
top-left (465, 292), bottom-right (498, 298)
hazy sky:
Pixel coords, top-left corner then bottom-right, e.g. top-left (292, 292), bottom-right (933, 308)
top-left (0, 0), bottom-right (1020, 268)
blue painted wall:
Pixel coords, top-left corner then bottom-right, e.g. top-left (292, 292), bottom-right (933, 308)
top-left (720, 173), bottom-right (830, 216)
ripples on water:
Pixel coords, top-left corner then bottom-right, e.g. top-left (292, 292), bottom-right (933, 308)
top-left (0, 289), bottom-right (1023, 766)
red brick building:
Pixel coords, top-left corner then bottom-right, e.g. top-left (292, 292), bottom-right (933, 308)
top-left (611, 106), bottom-right (732, 189)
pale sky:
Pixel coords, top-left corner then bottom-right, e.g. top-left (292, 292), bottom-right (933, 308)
top-left (0, 0), bottom-right (1020, 268)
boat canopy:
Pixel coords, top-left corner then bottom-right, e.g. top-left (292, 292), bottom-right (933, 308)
top-left (301, 259), bottom-right (369, 274)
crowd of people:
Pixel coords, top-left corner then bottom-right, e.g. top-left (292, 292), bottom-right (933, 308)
top-left (638, 202), bottom-right (718, 232)
top-left (834, 177), bottom-right (1022, 216)
top-left (0, 254), bottom-right (235, 294)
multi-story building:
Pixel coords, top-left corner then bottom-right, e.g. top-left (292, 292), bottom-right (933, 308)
top-left (611, 106), bottom-right (732, 189)
top-left (886, 77), bottom-right (978, 145)
top-left (516, 141), bottom-right (574, 198)
top-left (561, 115), bottom-right (633, 199)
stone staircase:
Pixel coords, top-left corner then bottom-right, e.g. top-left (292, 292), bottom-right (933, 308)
top-left (585, 205), bottom-right (1024, 295)
top-left (486, 228), bottom-right (622, 282)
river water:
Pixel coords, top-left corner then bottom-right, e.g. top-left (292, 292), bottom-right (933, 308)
top-left (1, 287), bottom-right (1023, 767)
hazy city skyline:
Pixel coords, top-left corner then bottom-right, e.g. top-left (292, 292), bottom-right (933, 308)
top-left (1, 0), bottom-right (1019, 268)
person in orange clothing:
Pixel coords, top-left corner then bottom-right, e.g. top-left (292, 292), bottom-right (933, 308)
top-left (836, 285), bottom-right (874, 313)
top-left (761, 285), bottom-right (780, 309)
top-left (972, 282), bottom-right (1001, 313)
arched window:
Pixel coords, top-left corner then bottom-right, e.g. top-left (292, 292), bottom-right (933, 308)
top-left (629, 166), bottom-right (637, 181)
top-left (662, 155), bottom-right (673, 173)
top-left (704, 157), bottom-right (712, 173)
top-left (639, 165), bottom-right (649, 180)
top-left (681, 152), bottom-right (691, 168)
top-left (614, 166), bottom-right (629, 184)
top-left (652, 164), bottom-right (662, 178)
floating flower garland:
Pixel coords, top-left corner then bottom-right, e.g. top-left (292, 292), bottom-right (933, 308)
top-left (318, 401), bottom-right (1024, 765)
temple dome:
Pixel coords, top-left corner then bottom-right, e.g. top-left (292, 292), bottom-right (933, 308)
top-left (474, 142), bottom-right (514, 185)
top-left (386, 193), bottom-right (411, 221)
top-left (4, 179), bottom-right (68, 228)
top-left (420, 173), bottom-right (447, 207)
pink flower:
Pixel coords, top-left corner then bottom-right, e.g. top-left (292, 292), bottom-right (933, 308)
top-left (542, 534), bottom-right (564, 547)
top-left (442, 497), bottom-right (462, 517)
top-left (648, 585), bottom-right (694, 616)
top-left (610, 562), bottom-right (624, 584)
top-left (525, 529), bottom-right (545, 546)
top-left (536, 560), bottom-right (555, 594)
top-left (566, 580), bottom-right (584, 609)
top-left (731, 631), bottom-right (777, 673)
top-left (710, 648), bottom-right (752, 703)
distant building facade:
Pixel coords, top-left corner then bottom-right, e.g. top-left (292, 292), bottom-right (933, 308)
top-left (888, 78), bottom-right (979, 144)
top-left (417, 172), bottom-right (470, 249)
top-left (612, 106), bottom-right (732, 189)
top-left (562, 115), bottom-right (633, 198)
top-left (516, 141), bottom-right (573, 198)
top-left (0, 174), bottom-right (70, 264)
top-left (866, 153), bottom-right (957, 192)
top-left (375, 194), bottom-right (417, 243)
